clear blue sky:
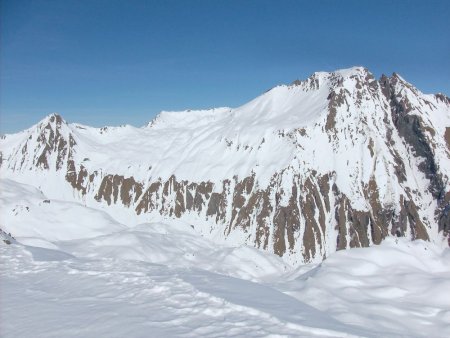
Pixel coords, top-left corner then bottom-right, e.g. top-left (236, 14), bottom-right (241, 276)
top-left (1, 0), bottom-right (449, 133)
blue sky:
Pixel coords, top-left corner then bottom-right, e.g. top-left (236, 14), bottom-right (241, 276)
top-left (1, 0), bottom-right (449, 133)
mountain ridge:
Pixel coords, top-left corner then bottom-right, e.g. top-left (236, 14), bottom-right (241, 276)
top-left (1, 66), bottom-right (449, 265)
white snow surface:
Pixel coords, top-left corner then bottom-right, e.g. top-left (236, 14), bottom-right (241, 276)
top-left (1, 178), bottom-right (450, 337)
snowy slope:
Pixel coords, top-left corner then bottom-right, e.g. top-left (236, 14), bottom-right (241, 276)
top-left (3, 241), bottom-right (447, 338)
top-left (0, 179), bottom-right (289, 280)
top-left (0, 179), bottom-right (126, 245)
top-left (1, 179), bottom-right (449, 337)
top-left (1, 66), bottom-right (449, 265)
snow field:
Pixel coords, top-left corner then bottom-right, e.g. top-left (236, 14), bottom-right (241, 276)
top-left (1, 178), bottom-right (449, 337)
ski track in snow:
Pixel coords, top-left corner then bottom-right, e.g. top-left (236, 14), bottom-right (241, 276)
top-left (1, 179), bottom-right (450, 338)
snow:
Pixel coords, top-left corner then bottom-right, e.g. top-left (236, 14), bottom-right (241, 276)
top-left (276, 238), bottom-right (450, 338)
top-left (0, 244), bottom-right (366, 338)
top-left (1, 66), bottom-right (450, 335)
top-left (1, 178), bottom-right (450, 337)
top-left (0, 179), bottom-right (126, 242)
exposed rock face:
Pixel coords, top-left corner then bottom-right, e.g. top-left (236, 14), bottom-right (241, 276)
top-left (1, 67), bottom-right (449, 264)
top-left (380, 76), bottom-right (450, 236)
top-left (383, 77), bottom-right (443, 199)
top-left (445, 127), bottom-right (450, 151)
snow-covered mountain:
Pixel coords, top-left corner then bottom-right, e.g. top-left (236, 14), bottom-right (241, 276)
top-left (1, 66), bottom-right (449, 265)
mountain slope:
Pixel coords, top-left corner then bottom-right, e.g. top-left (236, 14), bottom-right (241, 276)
top-left (1, 66), bottom-right (449, 264)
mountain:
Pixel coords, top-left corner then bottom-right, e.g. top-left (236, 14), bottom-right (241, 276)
top-left (1, 66), bottom-right (449, 265)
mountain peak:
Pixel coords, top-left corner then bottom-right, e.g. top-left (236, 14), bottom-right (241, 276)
top-left (40, 113), bottom-right (65, 125)
top-left (390, 72), bottom-right (410, 85)
top-left (291, 66), bottom-right (375, 93)
top-left (32, 113), bottom-right (68, 133)
top-left (310, 66), bottom-right (371, 81)
top-left (330, 66), bottom-right (369, 77)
